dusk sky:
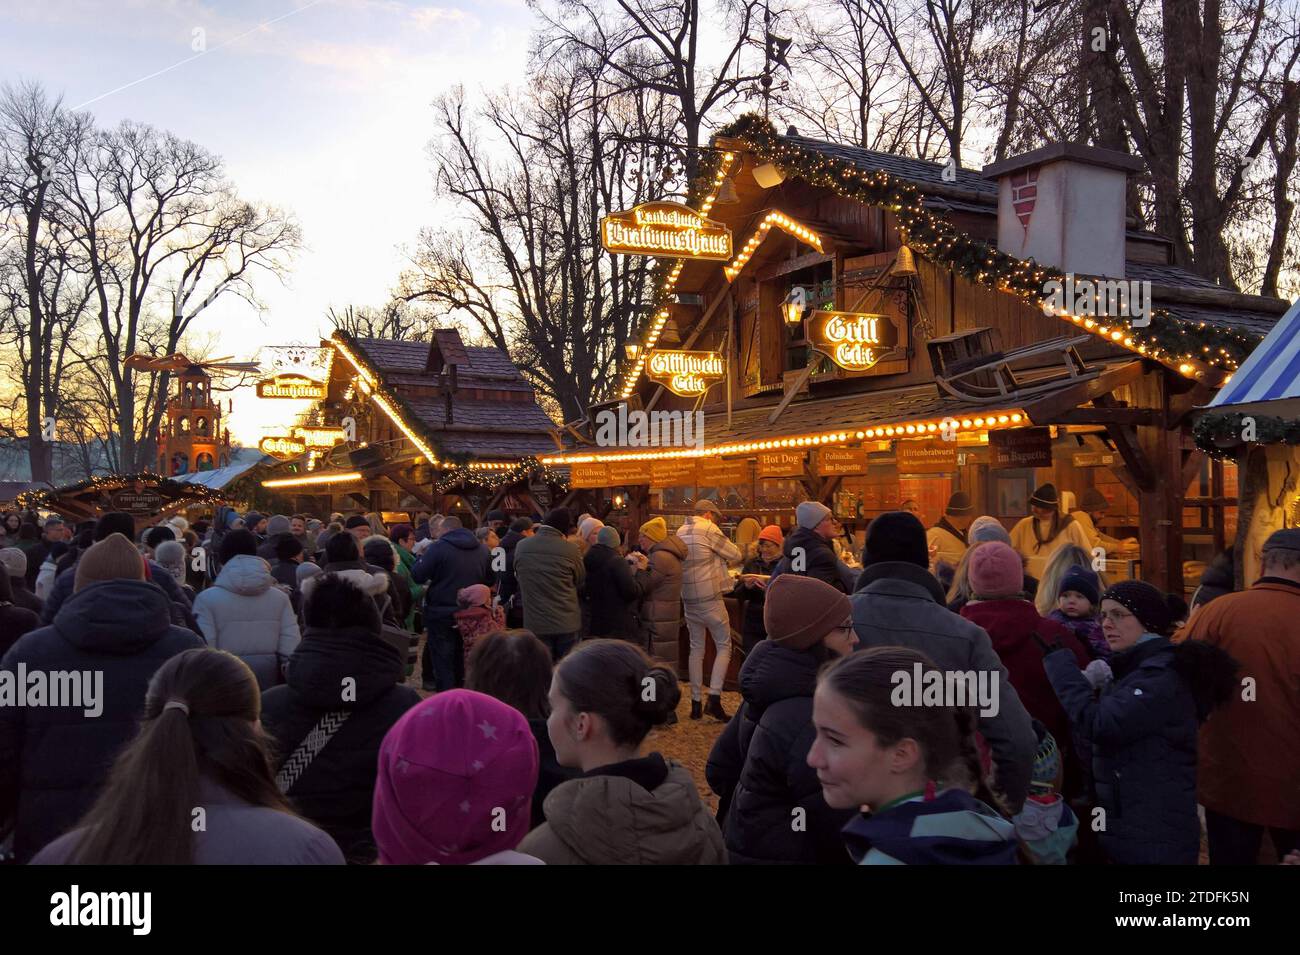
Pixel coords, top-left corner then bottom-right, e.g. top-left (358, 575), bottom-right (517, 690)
top-left (1, 0), bottom-right (536, 443)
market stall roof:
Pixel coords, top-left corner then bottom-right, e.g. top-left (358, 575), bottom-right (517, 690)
top-left (334, 332), bottom-right (560, 463)
top-left (169, 447), bottom-right (273, 489)
top-left (1204, 297), bottom-right (1300, 418)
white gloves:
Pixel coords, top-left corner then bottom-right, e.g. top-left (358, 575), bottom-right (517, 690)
top-left (1083, 659), bottom-right (1113, 690)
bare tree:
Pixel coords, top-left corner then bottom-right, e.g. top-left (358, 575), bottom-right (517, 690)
top-left (326, 300), bottom-right (438, 340)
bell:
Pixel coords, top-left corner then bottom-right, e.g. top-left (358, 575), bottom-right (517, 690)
top-left (892, 244), bottom-right (918, 277)
top-left (714, 175), bottom-right (739, 205)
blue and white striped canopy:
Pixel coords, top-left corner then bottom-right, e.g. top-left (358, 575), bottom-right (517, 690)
top-left (1209, 297), bottom-right (1300, 410)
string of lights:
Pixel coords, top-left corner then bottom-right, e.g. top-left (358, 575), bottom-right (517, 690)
top-left (16, 473), bottom-right (229, 511)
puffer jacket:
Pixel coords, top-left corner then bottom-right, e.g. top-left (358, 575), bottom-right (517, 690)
top-left (639, 535), bottom-right (686, 667)
top-left (41, 555), bottom-right (189, 625)
top-left (0, 580), bottom-right (204, 862)
top-left (261, 624), bottom-right (421, 863)
top-left (518, 753), bottom-right (725, 865)
top-left (582, 543), bottom-right (647, 641)
top-left (770, 525), bottom-right (850, 591)
top-left (1045, 636), bottom-right (1237, 865)
top-left (411, 527), bottom-right (493, 622)
top-left (705, 640), bottom-right (854, 864)
top-left (850, 561), bottom-right (1035, 812)
top-left (728, 553), bottom-right (780, 654)
top-left (193, 554), bottom-right (300, 690)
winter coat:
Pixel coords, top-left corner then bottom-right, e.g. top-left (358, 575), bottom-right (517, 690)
top-left (497, 529), bottom-right (526, 617)
top-left (527, 717), bottom-right (581, 830)
top-left (639, 535), bottom-right (687, 667)
top-left (513, 526), bottom-right (585, 636)
top-left (842, 789), bottom-right (1019, 865)
top-left (960, 598), bottom-right (1089, 749)
top-left (41, 556), bottom-right (189, 625)
top-left (770, 526), bottom-right (852, 592)
top-left (677, 516), bottom-right (740, 606)
top-left (850, 561), bottom-right (1035, 811)
top-left (9, 576), bottom-right (42, 616)
top-left (0, 601), bottom-right (41, 657)
top-left (31, 775), bottom-right (344, 865)
top-left (260, 624), bottom-right (421, 863)
top-left (582, 543), bottom-right (648, 641)
top-left (728, 554), bottom-right (779, 654)
top-left (1174, 579), bottom-right (1300, 829)
top-left (193, 555), bottom-right (301, 690)
top-left (705, 640), bottom-right (855, 864)
top-left (302, 562), bottom-right (393, 625)
top-left (0, 580), bottom-right (204, 862)
top-left (411, 527), bottom-right (493, 622)
top-left (1045, 636), bottom-right (1236, 864)
top-left (518, 753), bottom-right (725, 865)
top-left (393, 543), bottom-right (423, 629)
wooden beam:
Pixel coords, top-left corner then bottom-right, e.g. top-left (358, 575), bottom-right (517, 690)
top-left (1165, 384), bottom-right (1214, 429)
top-left (752, 250), bottom-right (833, 283)
top-left (1049, 407), bottom-right (1159, 426)
top-left (1021, 360), bottom-right (1146, 423)
top-left (1180, 447), bottom-right (1204, 492)
top-left (382, 470), bottom-right (437, 510)
top-left (1105, 424), bottom-right (1156, 489)
top-left (819, 475), bottom-right (842, 505)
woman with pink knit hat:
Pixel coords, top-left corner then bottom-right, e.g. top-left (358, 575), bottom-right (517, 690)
top-left (959, 541), bottom-right (1089, 790)
top-left (371, 689), bottom-right (542, 865)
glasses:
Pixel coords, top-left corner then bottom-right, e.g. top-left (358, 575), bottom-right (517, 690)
top-left (1100, 608), bottom-right (1135, 624)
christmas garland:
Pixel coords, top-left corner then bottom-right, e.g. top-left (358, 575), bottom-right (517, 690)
top-left (1193, 412), bottom-right (1300, 459)
top-left (625, 113), bottom-right (1261, 382)
top-left (435, 455), bottom-right (569, 494)
top-left (16, 472), bottom-right (230, 510)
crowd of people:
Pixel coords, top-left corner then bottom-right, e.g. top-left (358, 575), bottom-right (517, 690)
top-left (0, 492), bottom-right (1295, 866)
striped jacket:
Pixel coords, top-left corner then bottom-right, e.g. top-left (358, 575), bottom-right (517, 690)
top-left (676, 517), bottom-right (741, 605)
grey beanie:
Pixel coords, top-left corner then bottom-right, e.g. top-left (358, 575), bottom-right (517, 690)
top-left (266, 514), bottom-right (292, 537)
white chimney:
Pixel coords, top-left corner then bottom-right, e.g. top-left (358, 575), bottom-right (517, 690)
top-left (982, 143), bottom-right (1142, 280)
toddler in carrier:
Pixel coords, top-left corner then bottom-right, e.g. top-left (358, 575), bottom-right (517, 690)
top-left (454, 584), bottom-right (506, 675)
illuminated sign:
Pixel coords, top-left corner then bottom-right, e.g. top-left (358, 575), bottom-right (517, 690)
top-left (808, 311), bottom-right (900, 372)
top-left (645, 349), bottom-right (726, 397)
top-left (259, 426), bottom-right (349, 460)
top-left (256, 374), bottom-right (326, 400)
top-left (601, 201), bottom-right (732, 260)
top-left (260, 436), bottom-right (307, 458)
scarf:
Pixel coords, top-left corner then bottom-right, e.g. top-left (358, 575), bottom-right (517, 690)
top-left (1031, 512), bottom-right (1075, 552)
top-left (935, 516), bottom-right (967, 546)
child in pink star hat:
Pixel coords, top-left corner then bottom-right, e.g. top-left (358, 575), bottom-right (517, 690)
top-left (372, 689), bottom-right (541, 864)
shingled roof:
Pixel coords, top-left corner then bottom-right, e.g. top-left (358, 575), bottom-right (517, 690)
top-left (343, 333), bottom-right (558, 462)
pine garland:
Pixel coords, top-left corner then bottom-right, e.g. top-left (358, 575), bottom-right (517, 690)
top-left (434, 455), bottom-right (569, 494)
top-left (623, 113), bottom-right (1261, 381)
top-left (1193, 412), bottom-right (1300, 459)
top-left (16, 472), bottom-right (229, 510)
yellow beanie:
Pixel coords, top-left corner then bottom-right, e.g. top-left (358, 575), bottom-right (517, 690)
top-left (639, 517), bottom-right (668, 543)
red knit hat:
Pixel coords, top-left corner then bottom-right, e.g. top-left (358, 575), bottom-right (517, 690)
top-left (372, 690), bottom-right (539, 865)
top-left (758, 524), bottom-right (784, 546)
top-left (968, 541), bottom-right (1025, 599)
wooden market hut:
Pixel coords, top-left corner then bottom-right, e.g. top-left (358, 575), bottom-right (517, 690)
top-left (1193, 298), bottom-right (1300, 587)
top-left (259, 329), bottom-right (564, 525)
top-left (15, 473), bottom-right (231, 525)
top-left (545, 115), bottom-right (1288, 596)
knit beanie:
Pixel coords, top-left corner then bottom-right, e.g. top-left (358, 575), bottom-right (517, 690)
top-left (266, 514), bottom-right (292, 537)
top-left (968, 541), bottom-right (1025, 599)
top-left (372, 690), bottom-right (539, 865)
top-left (1029, 721), bottom-right (1062, 796)
top-left (543, 507), bottom-right (574, 535)
top-left (968, 515), bottom-right (1011, 544)
top-left (1101, 580), bottom-right (1173, 636)
top-left (1078, 488), bottom-right (1108, 512)
top-left (344, 515), bottom-right (370, 530)
top-left (1029, 484), bottom-right (1059, 509)
top-left (296, 561), bottom-right (324, 585)
top-left (862, 511), bottom-right (929, 568)
top-left (74, 533), bottom-right (147, 592)
top-left (577, 517), bottom-right (604, 540)
top-left (945, 492), bottom-right (974, 515)
top-left (1058, 565), bottom-right (1100, 606)
top-left (758, 524), bottom-right (784, 546)
top-left (244, 511), bottom-right (265, 529)
top-left (0, 547), bottom-right (26, 579)
top-left (596, 526), bottom-right (621, 548)
top-left (763, 574), bottom-right (852, 651)
top-left (457, 583), bottom-right (492, 610)
top-left (796, 500), bottom-right (832, 530)
top-left (639, 517), bottom-right (667, 543)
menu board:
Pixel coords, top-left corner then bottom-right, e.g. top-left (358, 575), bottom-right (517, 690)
top-left (649, 458), bottom-right (699, 487)
top-left (896, 439), bottom-right (957, 474)
top-left (990, 427), bottom-right (1053, 469)
top-left (570, 462), bottom-right (610, 488)
top-left (818, 447), bottom-right (868, 475)
top-left (758, 450), bottom-right (807, 478)
top-left (606, 460), bottom-right (649, 485)
top-left (698, 457), bottom-right (752, 486)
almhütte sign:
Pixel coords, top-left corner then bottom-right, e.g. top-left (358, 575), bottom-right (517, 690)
top-left (600, 201), bottom-right (732, 260)
top-left (256, 373), bottom-right (326, 399)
